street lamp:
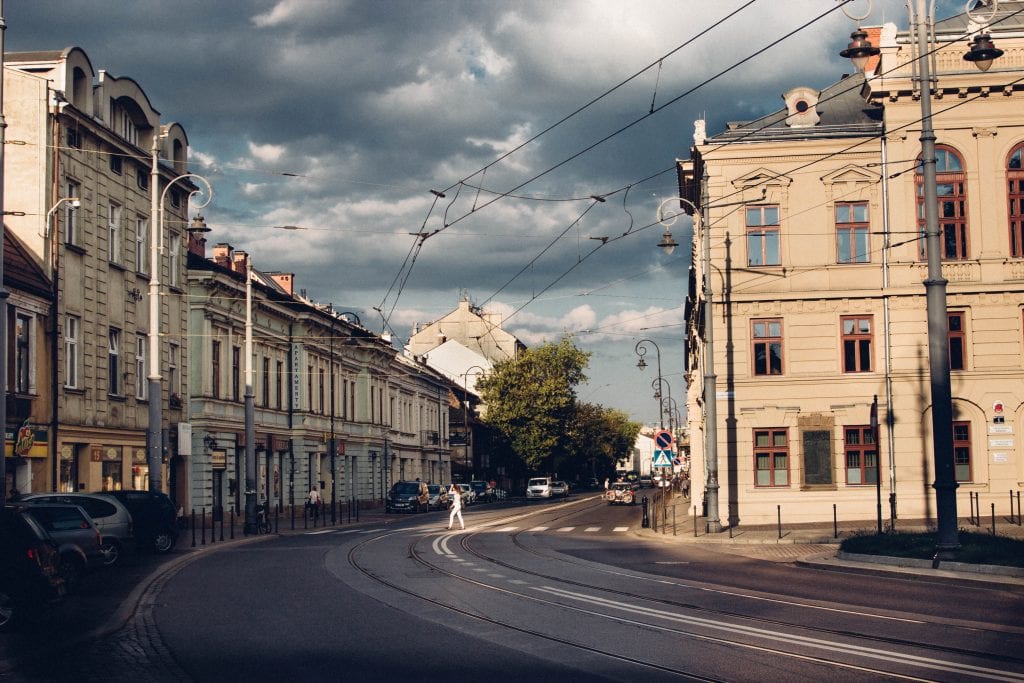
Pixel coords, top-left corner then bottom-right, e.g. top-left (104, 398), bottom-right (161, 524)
top-left (461, 365), bottom-right (486, 474)
top-left (634, 339), bottom-right (666, 431)
top-left (652, 376), bottom-right (673, 433)
top-left (242, 253), bottom-right (257, 534)
top-left (839, 0), bottom-right (1003, 559)
top-left (149, 134), bottom-right (212, 495)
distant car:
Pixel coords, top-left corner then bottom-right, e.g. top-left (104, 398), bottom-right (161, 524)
top-left (21, 504), bottom-right (103, 592)
top-left (605, 482), bottom-right (636, 505)
top-left (386, 481), bottom-right (429, 513)
top-left (468, 480), bottom-right (494, 503)
top-left (550, 481), bottom-right (569, 497)
top-left (584, 477), bottom-right (600, 489)
top-left (457, 483), bottom-right (476, 506)
top-left (426, 484), bottom-right (449, 511)
top-left (24, 493), bottom-right (133, 565)
top-left (639, 474), bottom-right (654, 488)
top-left (0, 505), bottom-right (64, 631)
top-left (526, 477), bottom-right (553, 500)
top-left (93, 490), bottom-right (179, 554)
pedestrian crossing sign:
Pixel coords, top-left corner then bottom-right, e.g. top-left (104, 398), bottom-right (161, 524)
top-left (653, 450), bottom-right (673, 467)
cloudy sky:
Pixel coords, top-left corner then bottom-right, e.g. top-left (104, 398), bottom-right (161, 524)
top-left (5, 0), bottom-right (966, 423)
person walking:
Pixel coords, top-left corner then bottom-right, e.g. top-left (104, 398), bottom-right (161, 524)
top-left (308, 485), bottom-right (321, 522)
top-left (603, 477), bottom-right (609, 491)
top-left (447, 482), bottom-right (464, 530)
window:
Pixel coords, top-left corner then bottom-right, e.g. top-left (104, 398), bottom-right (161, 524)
top-left (276, 360), bottom-right (283, 410)
top-left (66, 126), bottom-right (81, 150)
top-left (211, 340), bottom-right (221, 398)
top-left (307, 365), bottom-right (314, 413)
top-left (751, 318), bottom-right (783, 376)
top-left (135, 334), bottom-right (147, 400)
top-left (916, 145), bottom-right (969, 260)
top-left (836, 201), bottom-right (870, 263)
top-left (953, 421), bottom-right (972, 482)
top-left (136, 167), bottom-right (149, 191)
top-left (168, 234), bottom-right (180, 288)
top-left (168, 343), bottom-right (179, 398)
top-left (232, 346), bottom-right (241, 402)
top-left (170, 189), bottom-right (182, 209)
top-left (14, 312), bottom-right (33, 394)
top-left (108, 328), bottom-right (121, 395)
top-left (841, 316), bottom-right (873, 373)
top-left (262, 357), bottom-right (270, 407)
top-left (1009, 144), bottom-right (1024, 257)
top-left (65, 316), bottom-right (80, 389)
top-left (65, 180), bottom-right (81, 246)
top-left (948, 311), bottom-right (966, 371)
top-left (319, 367), bottom-right (325, 414)
top-left (109, 153), bottom-right (123, 175)
top-left (108, 202), bottom-right (122, 263)
top-left (136, 216), bottom-right (149, 275)
top-left (746, 205), bottom-right (780, 266)
top-left (844, 426), bottom-right (877, 485)
top-left (754, 429), bottom-right (789, 487)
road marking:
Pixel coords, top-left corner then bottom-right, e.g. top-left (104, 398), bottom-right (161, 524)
top-left (496, 526), bottom-right (518, 532)
top-left (585, 527), bottom-right (601, 532)
top-left (613, 527), bottom-right (629, 532)
top-left (305, 529), bottom-right (336, 535)
top-left (529, 526), bottom-right (549, 532)
top-left (557, 527), bottom-right (575, 532)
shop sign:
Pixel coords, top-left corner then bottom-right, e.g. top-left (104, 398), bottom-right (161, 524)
top-left (4, 423), bottom-right (49, 458)
top-left (211, 451), bottom-right (226, 469)
top-left (104, 447), bottom-right (122, 462)
top-left (132, 449), bottom-right (147, 464)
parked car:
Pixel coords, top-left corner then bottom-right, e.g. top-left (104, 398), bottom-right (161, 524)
top-left (639, 474), bottom-right (654, 488)
top-left (21, 504), bottom-right (103, 592)
top-left (584, 477), bottom-right (601, 489)
top-left (93, 490), bottom-right (178, 554)
top-left (469, 480), bottom-right (494, 503)
top-left (386, 481), bottom-right (429, 513)
top-left (0, 505), bottom-right (64, 631)
top-left (457, 483), bottom-right (476, 506)
top-left (23, 493), bottom-right (133, 566)
top-left (605, 482), bottom-right (636, 505)
top-left (526, 477), bottom-right (553, 500)
top-left (550, 480), bottom-right (569, 497)
top-left (426, 484), bottom-right (449, 511)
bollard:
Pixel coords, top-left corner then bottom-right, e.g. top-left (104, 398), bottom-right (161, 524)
top-left (210, 509), bottom-right (215, 544)
top-left (201, 507), bottom-right (206, 546)
top-left (833, 503), bottom-right (838, 538)
top-left (220, 509), bottom-right (225, 542)
top-left (230, 506), bottom-right (235, 540)
top-left (191, 509), bottom-right (196, 548)
top-left (1018, 491), bottom-right (1022, 526)
top-left (991, 502), bottom-right (996, 535)
top-left (641, 496), bottom-right (650, 528)
top-left (673, 506), bottom-right (676, 536)
top-left (1011, 490), bottom-right (1015, 526)
top-left (777, 505), bottom-right (782, 540)
top-left (693, 505), bottom-right (698, 537)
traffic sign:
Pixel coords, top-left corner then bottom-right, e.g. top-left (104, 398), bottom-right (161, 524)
top-left (654, 430), bottom-right (673, 449)
top-left (653, 450), bottom-right (673, 467)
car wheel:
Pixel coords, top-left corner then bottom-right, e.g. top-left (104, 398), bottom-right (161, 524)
top-left (100, 539), bottom-right (122, 566)
top-left (153, 530), bottom-right (176, 554)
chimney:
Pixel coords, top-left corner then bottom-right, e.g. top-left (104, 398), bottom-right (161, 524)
top-left (212, 243), bottom-right (233, 270)
top-left (270, 273), bottom-right (294, 295)
top-left (232, 250), bottom-right (248, 275)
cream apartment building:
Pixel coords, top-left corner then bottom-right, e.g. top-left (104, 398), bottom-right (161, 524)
top-left (680, 7), bottom-right (1024, 527)
top-left (4, 47), bottom-right (192, 496)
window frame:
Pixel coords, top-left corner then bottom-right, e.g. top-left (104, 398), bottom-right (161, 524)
top-left (168, 342), bottom-right (180, 399)
top-left (65, 180), bottom-right (81, 246)
top-left (948, 311), bottom-right (966, 371)
top-left (1007, 143), bottom-right (1024, 257)
top-left (168, 233), bottom-right (181, 288)
top-left (745, 204), bottom-right (781, 267)
top-left (64, 315), bottom-right (80, 389)
top-left (751, 318), bottom-right (784, 376)
top-left (753, 428), bottom-right (789, 487)
top-left (916, 145), bottom-right (969, 261)
top-left (14, 311), bottom-right (34, 395)
top-left (835, 201), bottom-right (870, 263)
top-left (953, 421), bottom-right (972, 482)
top-left (135, 333), bottom-right (148, 400)
top-left (262, 357), bottom-right (270, 408)
top-left (844, 425), bottom-right (878, 485)
top-left (108, 327), bottom-right (122, 396)
top-left (841, 315), bottom-right (873, 373)
top-left (135, 215), bottom-right (149, 275)
top-left (108, 202), bottom-right (122, 264)
top-left (232, 346), bottom-right (241, 402)
top-left (211, 339), bottom-right (221, 399)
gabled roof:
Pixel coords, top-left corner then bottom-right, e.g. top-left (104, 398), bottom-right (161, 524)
top-left (3, 229), bottom-right (50, 300)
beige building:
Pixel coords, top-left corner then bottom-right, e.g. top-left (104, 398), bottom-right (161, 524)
top-left (680, 8), bottom-right (1024, 527)
top-left (4, 47), bottom-right (192, 495)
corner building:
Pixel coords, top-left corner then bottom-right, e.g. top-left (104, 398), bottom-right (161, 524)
top-left (680, 8), bottom-right (1024, 527)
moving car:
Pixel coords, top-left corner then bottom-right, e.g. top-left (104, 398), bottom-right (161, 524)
top-left (526, 477), bottom-right (553, 500)
top-left (468, 480), bottom-right (494, 503)
top-left (550, 480), bottom-right (569, 498)
top-left (93, 490), bottom-right (179, 554)
top-left (0, 505), bottom-right (64, 631)
top-left (23, 493), bottom-right (133, 565)
top-left (21, 504), bottom-right (104, 592)
top-left (386, 481), bottom-right (429, 513)
top-left (426, 484), bottom-right (449, 511)
top-left (605, 482), bottom-right (636, 505)
top-left (639, 474), bottom-right (654, 488)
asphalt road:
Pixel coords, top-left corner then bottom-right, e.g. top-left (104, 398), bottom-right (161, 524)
top-left (4, 495), bottom-right (1024, 681)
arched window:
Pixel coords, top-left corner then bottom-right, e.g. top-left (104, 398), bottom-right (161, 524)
top-left (916, 145), bottom-right (968, 260)
top-left (1007, 143), bottom-right (1024, 257)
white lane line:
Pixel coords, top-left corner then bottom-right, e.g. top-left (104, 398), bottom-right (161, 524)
top-left (557, 527), bottom-right (575, 532)
top-left (305, 529), bottom-right (336, 535)
top-left (509, 580), bottom-right (529, 585)
top-left (584, 527), bottom-right (601, 532)
top-left (529, 526), bottom-right (549, 532)
top-left (496, 526), bottom-right (518, 532)
top-left (613, 527), bottom-right (629, 532)
top-left (533, 587), bottom-right (992, 679)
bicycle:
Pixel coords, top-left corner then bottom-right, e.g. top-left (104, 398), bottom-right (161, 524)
top-left (255, 504), bottom-right (273, 534)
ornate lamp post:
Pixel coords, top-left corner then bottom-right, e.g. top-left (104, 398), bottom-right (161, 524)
top-left (149, 135), bottom-right (212, 494)
top-left (839, 0), bottom-right (1002, 558)
top-left (634, 338), bottom-right (666, 427)
top-left (461, 365), bottom-right (486, 474)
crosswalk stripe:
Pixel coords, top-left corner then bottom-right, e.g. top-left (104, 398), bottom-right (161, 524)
top-left (613, 526), bottom-right (629, 532)
top-left (585, 527), bottom-right (600, 532)
top-left (557, 527), bottom-right (575, 532)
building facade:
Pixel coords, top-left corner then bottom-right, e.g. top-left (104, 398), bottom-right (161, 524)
top-left (680, 7), bottom-right (1024, 526)
top-left (4, 47), bottom-right (192, 497)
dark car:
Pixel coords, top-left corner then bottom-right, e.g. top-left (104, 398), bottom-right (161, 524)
top-left (21, 504), bottom-right (103, 592)
top-left (23, 493), bottom-right (133, 566)
top-left (0, 505), bottom-right (64, 630)
top-left (93, 490), bottom-right (179, 554)
top-left (386, 481), bottom-right (429, 513)
top-left (468, 480), bottom-right (494, 503)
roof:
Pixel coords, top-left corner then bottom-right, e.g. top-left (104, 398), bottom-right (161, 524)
top-left (3, 229), bottom-right (50, 300)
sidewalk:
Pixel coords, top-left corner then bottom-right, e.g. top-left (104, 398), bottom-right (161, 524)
top-left (636, 490), bottom-right (1024, 589)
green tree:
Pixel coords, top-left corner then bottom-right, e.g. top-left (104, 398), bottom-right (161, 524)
top-left (477, 335), bottom-right (589, 473)
top-left (566, 403), bottom-right (641, 481)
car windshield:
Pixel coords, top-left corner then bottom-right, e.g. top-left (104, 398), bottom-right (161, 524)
top-left (528, 479), bottom-right (548, 486)
top-left (395, 483), bottom-right (420, 494)
top-left (470, 482), bottom-right (486, 490)
top-left (427, 485), bottom-right (441, 494)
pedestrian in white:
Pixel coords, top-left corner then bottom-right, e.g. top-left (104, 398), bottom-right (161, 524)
top-left (308, 486), bottom-right (321, 522)
top-left (447, 483), bottom-right (464, 530)
top-left (604, 477), bottom-right (610, 490)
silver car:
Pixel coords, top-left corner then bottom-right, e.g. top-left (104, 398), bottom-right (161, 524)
top-left (22, 493), bottom-right (133, 566)
top-left (21, 503), bottom-right (103, 592)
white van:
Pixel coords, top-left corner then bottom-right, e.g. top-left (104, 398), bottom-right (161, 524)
top-left (526, 477), bottom-right (553, 499)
